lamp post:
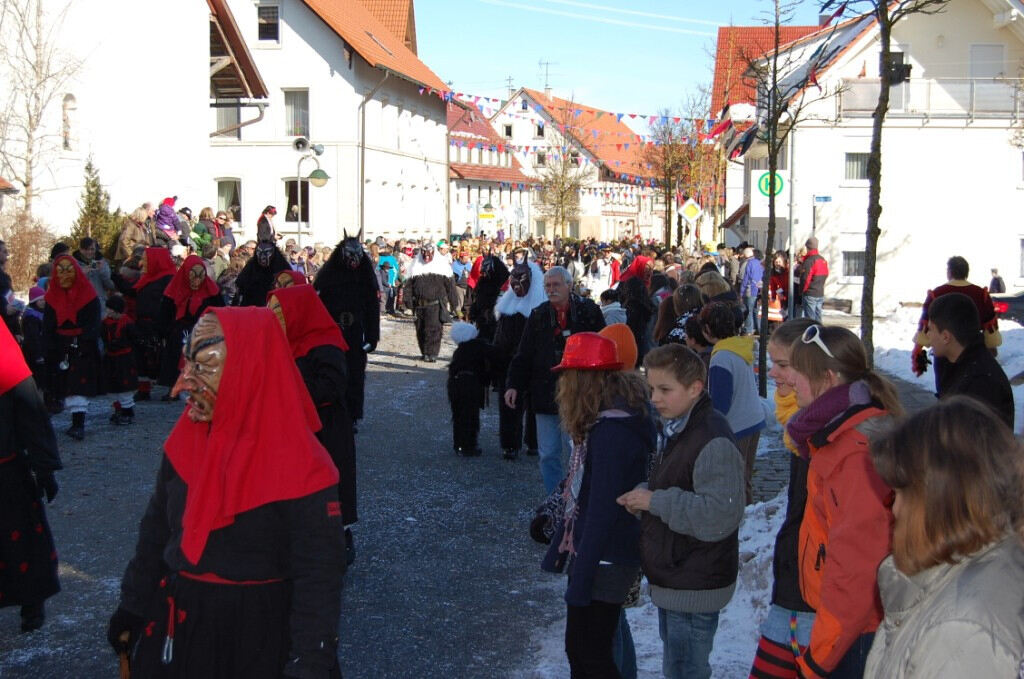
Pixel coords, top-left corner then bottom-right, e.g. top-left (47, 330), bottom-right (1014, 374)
top-left (295, 143), bottom-right (329, 248)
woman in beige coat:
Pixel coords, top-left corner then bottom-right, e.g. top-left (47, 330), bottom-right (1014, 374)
top-left (865, 396), bottom-right (1024, 678)
top-left (114, 207), bottom-right (154, 263)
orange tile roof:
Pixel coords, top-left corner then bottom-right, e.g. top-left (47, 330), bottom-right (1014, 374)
top-left (449, 162), bottom-right (533, 185)
top-left (711, 25), bottom-right (820, 115)
top-left (519, 88), bottom-right (652, 180)
top-left (358, 0), bottom-right (417, 54)
top-left (301, 0), bottom-right (444, 91)
top-left (447, 102), bottom-right (531, 184)
top-left (0, 177), bottom-right (16, 194)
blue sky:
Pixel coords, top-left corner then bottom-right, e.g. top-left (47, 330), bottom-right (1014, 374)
top-left (416, 0), bottom-right (826, 125)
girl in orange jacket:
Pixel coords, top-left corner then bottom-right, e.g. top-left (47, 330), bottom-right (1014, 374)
top-left (785, 326), bottom-right (903, 679)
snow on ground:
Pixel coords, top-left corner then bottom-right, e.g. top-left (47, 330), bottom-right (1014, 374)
top-left (527, 479), bottom-right (787, 678)
top-left (871, 305), bottom-right (1024, 421)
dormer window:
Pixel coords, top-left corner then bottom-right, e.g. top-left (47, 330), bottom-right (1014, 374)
top-left (258, 5), bottom-right (280, 43)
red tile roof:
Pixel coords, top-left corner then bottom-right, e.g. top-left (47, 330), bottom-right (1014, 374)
top-left (358, 0), bottom-right (417, 54)
top-left (0, 177), bottom-right (16, 194)
top-left (447, 102), bottom-right (531, 184)
top-left (519, 88), bottom-right (652, 180)
top-left (449, 163), bottom-right (533, 185)
top-left (711, 25), bottom-right (820, 115)
top-left (301, 0), bottom-right (444, 90)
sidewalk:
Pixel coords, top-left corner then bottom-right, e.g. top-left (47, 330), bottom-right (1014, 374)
top-left (751, 368), bottom-right (934, 503)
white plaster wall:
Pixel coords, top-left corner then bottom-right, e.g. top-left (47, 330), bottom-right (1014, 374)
top-left (4, 0), bottom-right (209, 234)
top-left (214, 0), bottom-right (447, 247)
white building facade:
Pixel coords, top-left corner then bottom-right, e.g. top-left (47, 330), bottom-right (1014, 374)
top-left (724, 0), bottom-right (1024, 312)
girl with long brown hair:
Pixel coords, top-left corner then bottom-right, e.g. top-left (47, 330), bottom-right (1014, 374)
top-left (785, 325), bottom-right (902, 679)
top-left (541, 332), bottom-right (654, 678)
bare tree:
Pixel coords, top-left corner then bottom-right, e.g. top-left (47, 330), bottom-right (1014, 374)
top-left (742, 0), bottom-right (839, 394)
top-left (644, 110), bottom-right (689, 246)
top-left (837, 0), bottom-right (949, 364)
top-left (535, 101), bottom-right (588, 239)
top-left (0, 0), bottom-right (80, 216)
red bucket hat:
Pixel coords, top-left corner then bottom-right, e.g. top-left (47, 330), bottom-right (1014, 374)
top-left (551, 332), bottom-right (622, 372)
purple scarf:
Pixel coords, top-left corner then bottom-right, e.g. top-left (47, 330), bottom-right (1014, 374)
top-left (786, 380), bottom-right (871, 459)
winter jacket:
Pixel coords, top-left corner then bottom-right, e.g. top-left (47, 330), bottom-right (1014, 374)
top-left (740, 257), bottom-right (764, 298)
top-left (115, 218), bottom-right (154, 263)
top-left (865, 536), bottom-right (1024, 679)
top-left (542, 408), bottom-right (654, 607)
top-left (506, 296), bottom-right (605, 414)
top-left (600, 302), bottom-right (627, 326)
top-left (708, 336), bottom-right (766, 439)
top-left (641, 394), bottom-right (745, 613)
top-left (936, 339), bottom-right (1014, 429)
top-left (796, 404), bottom-right (893, 679)
top-left (769, 389), bottom-right (814, 613)
top-left (154, 204), bottom-right (178, 235)
top-left (799, 250), bottom-right (828, 298)
top-left (915, 280), bottom-right (1002, 350)
top-left (73, 251), bottom-right (115, 312)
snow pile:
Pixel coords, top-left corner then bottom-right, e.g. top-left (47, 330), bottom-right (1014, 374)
top-left (527, 490), bottom-right (788, 678)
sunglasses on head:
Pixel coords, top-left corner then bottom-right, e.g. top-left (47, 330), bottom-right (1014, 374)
top-left (801, 324), bottom-right (834, 358)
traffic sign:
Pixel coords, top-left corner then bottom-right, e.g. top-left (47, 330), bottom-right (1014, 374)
top-left (757, 171), bottom-right (784, 197)
top-left (680, 198), bottom-right (703, 224)
top-left (814, 195), bottom-right (832, 203)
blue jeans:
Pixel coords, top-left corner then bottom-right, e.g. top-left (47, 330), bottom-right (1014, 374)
top-left (743, 293), bottom-right (759, 334)
top-left (611, 609), bottom-right (637, 679)
top-left (802, 295), bottom-right (824, 322)
top-left (658, 608), bottom-right (719, 679)
top-left (535, 413), bottom-right (569, 493)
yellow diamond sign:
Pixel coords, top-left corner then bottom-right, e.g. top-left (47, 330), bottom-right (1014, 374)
top-left (680, 199), bottom-right (703, 225)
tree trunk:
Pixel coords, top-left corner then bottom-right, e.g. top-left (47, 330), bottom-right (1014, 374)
top-left (862, 8), bottom-right (893, 367)
top-left (663, 186), bottom-right (672, 245)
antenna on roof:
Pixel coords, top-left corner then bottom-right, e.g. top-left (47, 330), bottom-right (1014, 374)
top-left (505, 75), bottom-right (514, 98)
top-left (538, 59), bottom-right (556, 96)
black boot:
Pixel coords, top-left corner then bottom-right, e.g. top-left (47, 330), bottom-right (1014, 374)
top-left (344, 528), bottom-right (355, 567)
top-left (20, 602), bottom-right (44, 633)
top-left (66, 412), bottom-right (85, 441)
top-left (503, 448), bottom-right (519, 460)
top-left (115, 407), bottom-right (134, 425)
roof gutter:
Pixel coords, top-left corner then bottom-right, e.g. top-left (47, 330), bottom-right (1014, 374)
top-left (359, 69), bottom-right (390, 241)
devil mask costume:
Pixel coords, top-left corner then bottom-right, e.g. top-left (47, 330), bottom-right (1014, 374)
top-left (233, 244), bottom-right (289, 307)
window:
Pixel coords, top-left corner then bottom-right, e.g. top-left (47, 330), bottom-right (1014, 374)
top-left (284, 90), bottom-right (309, 137)
top-left (844, 152), bottom-right (869, 181)
top-left (535, 121), bottom-right (545, 138)
top-left (568, 220), bottom-right (580, 239)
top-left (504, 124), bottom-right (512, 138)
top-left (843, 251), bottom-right (866, 277)
top-left (570, 151), bottom-right (580, 167)
top-left (214, 104), bottom-right (241, 139)
top-left (284, 179), bottom-right (309, 223)
top-left (536, 151), bottom-right (547, 167)
top-left (217, 179), bottom-right (241, 222)
top-left (535, 219), bottom-right (546, 236)
top-left (61, 94), bottom-right (77, 151)
top-left (521, 99), bottom-right (528, 111)
top-left (258, 5), bottom-right (280, 42)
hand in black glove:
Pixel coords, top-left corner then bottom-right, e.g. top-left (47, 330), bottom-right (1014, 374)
top-left (107, 607), bottom-right (144, 655)
top-left (364, 341), bottom-right (377, 353)
top-left (529, 513), bottom-right (552, 545)
top-left (34, 471), bottom-right (58, 503)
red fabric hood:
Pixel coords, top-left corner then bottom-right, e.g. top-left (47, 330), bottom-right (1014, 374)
top-left (270, 285), bottom-right (349, 358)
top-left (163, 255), bottom-right (219, 320)
top-left (134, 247), bottom-right (177, 291)
top-left (163, 307), bottom-right (338, 565)
top-left (45, 255), bottom-right (98, 325)
top-left (0, 323), bottom-right (31, 395)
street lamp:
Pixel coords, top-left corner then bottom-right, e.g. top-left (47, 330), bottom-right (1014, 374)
top-left (295, 140), bottom-right (329, 247)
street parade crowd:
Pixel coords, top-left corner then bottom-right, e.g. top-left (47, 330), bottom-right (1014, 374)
top-left (0, 197), bottom-right (1023, 678)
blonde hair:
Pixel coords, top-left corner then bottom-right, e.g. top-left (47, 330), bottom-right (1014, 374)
top-left (695, 270), bottom-right (731, 299)
top-left (555, 369), bottom-right (648, 443)
top-left (128, 207), bottom-right (148, 223)
top-left (198, 207), bottom-right (215, 221)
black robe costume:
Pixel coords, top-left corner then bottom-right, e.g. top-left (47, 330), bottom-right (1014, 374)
top-left (0, 357), bottom-right (61, 609)
top-left (101, 317), bottom-right (139, 394)
top-left (314, 246), bottom-right (379, 422)
top-left (493, 311), bottom-right (538, 452)
top-left (404, 273), bottom-right (458, 360)
top-left (132, 274), bottom-right (173, 379)
top-left (296, 345), bottom-right (357, 525)
top-left (43, 298), bottom-right (101, 399)
top-left (468, 256), bottom-right (509, 343)
top-left (447, 338), bottom-right (493, 453)
top-left (233, 250), bottom-right (289, 307)
top-left (156, 293), bottom-right (223, 388)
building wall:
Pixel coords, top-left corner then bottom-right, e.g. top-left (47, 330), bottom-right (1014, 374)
top-left (8, 1), bottom-right (209, 233)
top-left (212, 0), bottom-right (447, 247)
top-left (448, 178), bottom-right (531, 239)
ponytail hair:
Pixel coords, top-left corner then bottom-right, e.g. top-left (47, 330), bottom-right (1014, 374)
top-left (789, 325), bottom-right (904, 417)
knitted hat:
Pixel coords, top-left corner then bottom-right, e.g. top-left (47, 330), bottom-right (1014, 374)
top-left (162, 196), bottom-right (176, 207)
top-left (551, 332), bottom-right (622, 372)
top-left (28, 286), bottom-right (45, 304)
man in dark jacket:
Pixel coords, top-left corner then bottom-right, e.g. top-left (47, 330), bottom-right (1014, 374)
top-left (926, 292), bottom-right (1014, 429)
top-left (798, 237), bottom-right (828, 321)
top-left (504, 266), bottom-right (604, 492)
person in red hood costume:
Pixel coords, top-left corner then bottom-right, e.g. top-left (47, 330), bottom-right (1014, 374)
top-left (108, 307), bottom-right (344, 679)
top-left (0, 323), bottom-right (62, 633)
top-left (129, 247), bottom-right (177, 402)
top-left (273, 269), bottom-right (308, 290)
top-left (44, 255), bottom-right (101, 440)
top-left (159, 255), bottom-right (223, 391)
top-left (268, 285), bottom-right (359, 566)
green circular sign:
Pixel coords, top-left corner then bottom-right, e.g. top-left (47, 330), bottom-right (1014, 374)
top-left (758, 171), bottom-right (784, 197)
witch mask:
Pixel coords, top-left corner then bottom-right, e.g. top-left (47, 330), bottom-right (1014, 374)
top-left (188, 264), bottom-right (206, 291)
top-left (55, 258), bottom-right (76, 290)
top-left (172, 313), bottom-right (226, 423)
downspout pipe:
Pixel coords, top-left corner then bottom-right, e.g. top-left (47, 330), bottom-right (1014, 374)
top-left (209, 103), bottom-right (266, 138)
top-left (359, 70), bottom-right (389, 241)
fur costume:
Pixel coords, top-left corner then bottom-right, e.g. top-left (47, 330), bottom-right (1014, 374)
top-left (468, 256), bottom-right (509, 343)
top-left (447, 322), bottom-right (492, 455)
top-left (404, 272), bottom-right (457, 360)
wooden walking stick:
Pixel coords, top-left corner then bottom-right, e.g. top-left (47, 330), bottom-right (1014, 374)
top-left (118, 631), bottom-right (131, 679)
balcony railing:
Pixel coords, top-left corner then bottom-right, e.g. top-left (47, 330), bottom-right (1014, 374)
top-left (839, 77), bottom-right (1024, 119)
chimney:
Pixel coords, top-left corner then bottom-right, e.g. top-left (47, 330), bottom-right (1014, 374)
top-left (819, 13), bottom-right (832, 25)
top-left (544, 86), bottom-right (552, 98)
